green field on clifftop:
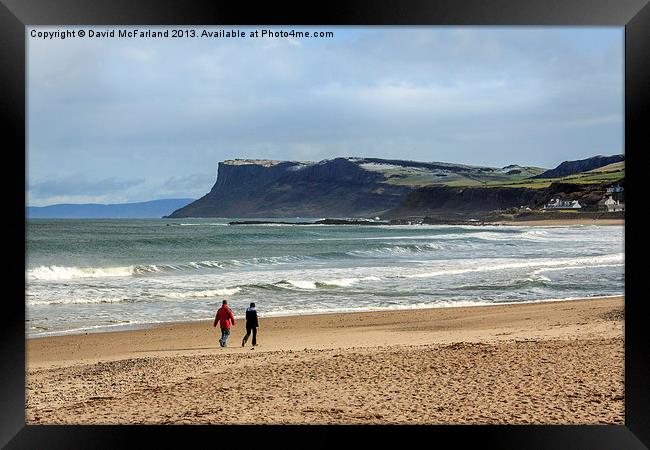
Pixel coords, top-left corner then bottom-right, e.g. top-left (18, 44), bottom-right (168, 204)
top-left (377, 164), bottom-right (547, 188)
top-left (376, 162), bottom-right (623, 189)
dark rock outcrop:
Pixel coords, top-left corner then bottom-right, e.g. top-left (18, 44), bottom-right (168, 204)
top-left (383, 186), bottom-right (543, 219)
top-left (382, 180), bottom-right (624, 219)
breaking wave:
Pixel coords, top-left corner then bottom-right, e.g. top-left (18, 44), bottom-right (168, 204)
top-left (270, 276), bottom-right (381, 291)
top-left (165, 287), bottom-right (242, 298)
top-left (27, 242), bottom-right (450, 282)
top-left (28, 265), bottom-right (135, 281)
top-left (346, 243), bottom-right (442, 257)
top-left (27, 255), bottom-right (313, 281)
top-left (401, 253), bottom-right (623, 279)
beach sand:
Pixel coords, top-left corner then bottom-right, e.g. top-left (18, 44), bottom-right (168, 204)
top-left (26, 296), bottom-right (624, 424)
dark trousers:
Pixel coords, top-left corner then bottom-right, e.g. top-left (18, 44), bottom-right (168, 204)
top-left (242, 324), bottom-right (257, 346)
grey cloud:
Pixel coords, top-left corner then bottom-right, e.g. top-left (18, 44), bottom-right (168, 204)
top-left (159, 173), bottom-right (217, 196)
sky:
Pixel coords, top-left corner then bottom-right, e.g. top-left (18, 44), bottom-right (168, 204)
top-left (27, 26), bottom-right (623, 206)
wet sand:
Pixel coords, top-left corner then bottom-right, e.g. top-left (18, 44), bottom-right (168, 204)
top-left (26, 296), bottom-right (624, 424)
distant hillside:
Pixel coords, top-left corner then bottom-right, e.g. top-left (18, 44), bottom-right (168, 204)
top-left (27, 198), bottom-right (195, 219)
top-left (533, 155), bottom-right (624, 179)
top-left (167, 157), bottom-right (547, 218)
top-left (585, 161), bottom-right (624, 173)
top-left (382, 180), bottom-right (624, 220)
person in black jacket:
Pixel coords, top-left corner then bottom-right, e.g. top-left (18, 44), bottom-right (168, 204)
top-left (242, 302), bottom-right (259, 347)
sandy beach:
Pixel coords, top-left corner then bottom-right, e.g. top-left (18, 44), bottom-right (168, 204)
top-left (26, 296), bottom-right (624, 424)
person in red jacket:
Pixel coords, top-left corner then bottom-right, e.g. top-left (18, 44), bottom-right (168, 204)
top-left (213, 299), bottom-right (235, 347)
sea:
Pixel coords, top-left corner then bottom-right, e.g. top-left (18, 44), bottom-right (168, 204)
top-left (25, 219), bottom-right (625, 338)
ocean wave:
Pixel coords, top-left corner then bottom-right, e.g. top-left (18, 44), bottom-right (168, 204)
top-left (416, 229), bottom-right (600, 243)
top-left (530, 264), bottom-right (623, 276)
top-left (518, 230), bottom-right (551, 240)
top-left (318, 235), bottom-right (445, 241)
top-left (402, 253), bottom-right (624, 279)
top-left (166, 287), bottom-right (242, 298)
top-left (273, 276), bottom-right (381, 290)
top-left (27, 286), bottom-right (243, 305)
top-left (27, 255), bottom-right (314, 281)
top-left (27, 242), bottom-right (447, 281)
top-left (435, 231), bottom-right (545, 242)
top-left (317, 230), bottom-right (561, 244)
top-left (450, 276), bottom-right (551, 291)
top-left (317, 276), bottom-right (381, 287)
top-left (27, 295), bottom-right (136, 305)
top-left (27, 265), bottom-right (135, 281)
top-left (346, 243), bottom-right (442, 257)
top-left (28, 273), bottom-right (384, 305)
top-left (319, 228), bottom-right (616, 244)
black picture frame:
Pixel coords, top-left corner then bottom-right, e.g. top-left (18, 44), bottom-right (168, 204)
top-left (2, 0), bottom-right (648, 448)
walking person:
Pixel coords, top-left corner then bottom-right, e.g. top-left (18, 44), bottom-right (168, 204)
top-left (242, 302), bottom-right (259, 347)
top-left (213, 299), bottom-right (235, 348)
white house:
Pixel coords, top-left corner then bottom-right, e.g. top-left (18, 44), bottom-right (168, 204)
top-left (603, 196), bottom-right (625, 212)
top-left (544, 198), bottom-right (582, 210)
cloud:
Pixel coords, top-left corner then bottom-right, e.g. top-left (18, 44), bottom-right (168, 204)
top-left (28, 176), bottom-right (145, 206)
top-left (29, 175), bottom-right (145, 197)
top-left (159, 173), bottom-right (217, 197)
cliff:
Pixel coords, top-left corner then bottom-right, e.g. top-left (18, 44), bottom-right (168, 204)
top-left (167, 158), bottom-right (412, 218)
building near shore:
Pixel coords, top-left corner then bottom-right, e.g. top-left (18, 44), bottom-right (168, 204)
top-left (606, 185), bottom-right (624, 194)
top-left (543, 199), bottom-right (582, 210)
top-left (600, 195), bottom-right (625, 212)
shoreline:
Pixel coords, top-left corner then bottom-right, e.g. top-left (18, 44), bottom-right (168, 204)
top-left (26, 294), bottom-right (624, 340)
top-left (27, 296), bottom-right (624, 424)
top-left (489, 218), bottom-right (624, 226)
top-left (224, 218), bottom-right (625, 227)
